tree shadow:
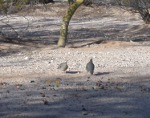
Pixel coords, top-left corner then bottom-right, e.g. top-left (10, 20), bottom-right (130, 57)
top-left (1, 14), bottom-right (149, 46)
top-left (0, 10), bottom-right (150, 57)
top-left (0, 73), bottom-right (150, 117)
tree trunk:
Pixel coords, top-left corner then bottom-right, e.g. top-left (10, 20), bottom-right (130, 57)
top-left (57, 0), bottom-right (84, 47)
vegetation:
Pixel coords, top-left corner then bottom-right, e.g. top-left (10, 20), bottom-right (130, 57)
top-left (0, 0), bottom-right (28, 14)
top-left (58, 0), bottom-right (150, 47)
top-left (0, 0), bottom-right (54, 14)
top-left (115, 0), bottom-right (150, 23)
top-left (0, 0), bottom-right (149, 47)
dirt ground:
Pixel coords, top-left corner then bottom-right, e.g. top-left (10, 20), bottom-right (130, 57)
top-left (0, 3), bottom-right (150, 118)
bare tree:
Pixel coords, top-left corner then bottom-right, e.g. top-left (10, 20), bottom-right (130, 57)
top-left (0, 0), bottom-right (149, 47)
top-left (57, 0), bottom-right (85, 47)
top-left (57, 0), bottom-right (150, 47)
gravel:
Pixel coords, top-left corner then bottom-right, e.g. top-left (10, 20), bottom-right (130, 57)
top-left (1, 43), bottom-right (150, 78)
top-left (0, 4), bottom-right (150, 117)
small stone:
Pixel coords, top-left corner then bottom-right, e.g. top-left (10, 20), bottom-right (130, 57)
top-left (30, 80), bottom-right (35, 83)
top-left (40, 92), bottom-right (45, 97)
top-left (43, 100), bottom-right (48, 105)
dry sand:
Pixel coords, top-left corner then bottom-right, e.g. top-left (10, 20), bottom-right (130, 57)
top-left (0, 3), bottom-right (150, 118)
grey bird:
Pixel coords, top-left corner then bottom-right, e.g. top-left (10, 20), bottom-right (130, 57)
top-left (57, 62), bottom-right (68, 71)
top-left (86, 59), bottom-right (95, 75)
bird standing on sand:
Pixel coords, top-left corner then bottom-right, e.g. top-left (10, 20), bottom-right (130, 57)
top-left (86, 59), bottom-right (95, 75)
top-left (57, 62), bottom-right (68, 72)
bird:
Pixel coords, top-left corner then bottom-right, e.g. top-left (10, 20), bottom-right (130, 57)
top-left (57, 62), bottom-right (68, 72)
top-left (86, 59), bottom-right (95, 75)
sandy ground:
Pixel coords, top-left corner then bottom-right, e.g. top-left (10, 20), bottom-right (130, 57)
top-left (0, 3), bottom-right (150, 118)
